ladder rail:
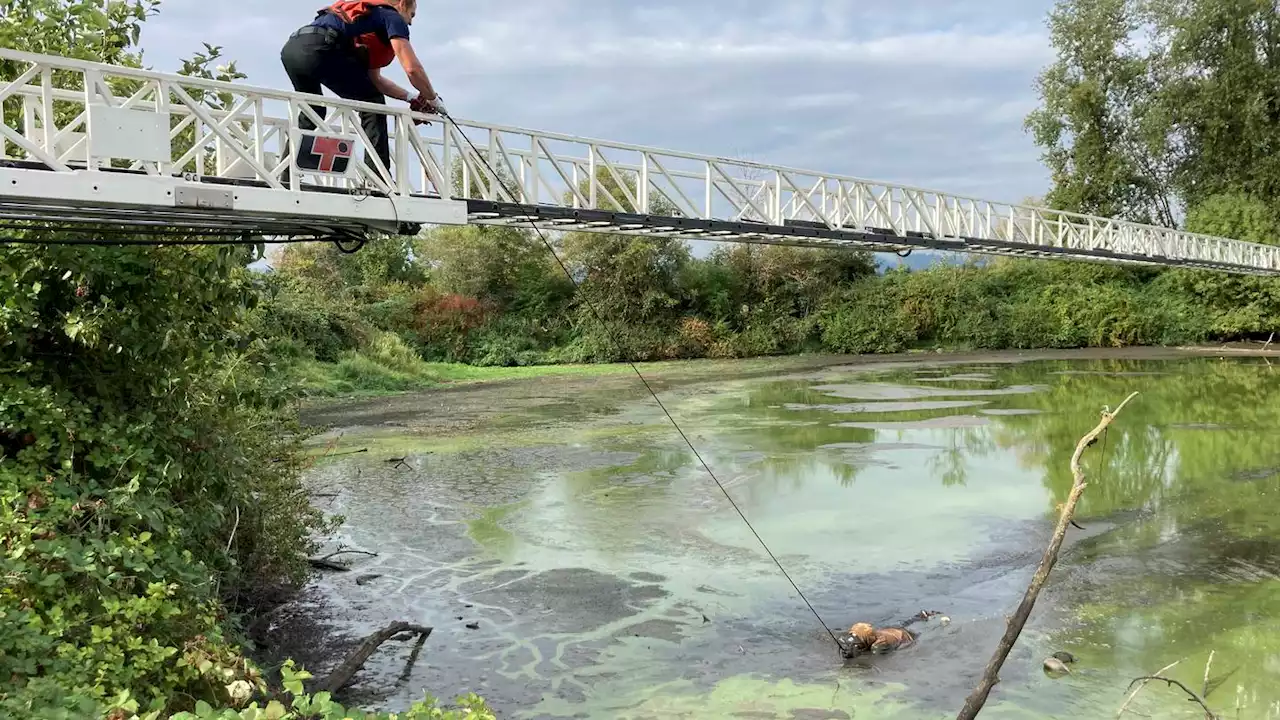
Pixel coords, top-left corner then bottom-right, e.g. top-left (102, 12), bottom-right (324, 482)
top-left (0, 47), bottom-right (1275, 273)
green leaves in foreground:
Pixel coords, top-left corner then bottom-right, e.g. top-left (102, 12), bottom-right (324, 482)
top-left (100, 662), bottom-right (495, 720)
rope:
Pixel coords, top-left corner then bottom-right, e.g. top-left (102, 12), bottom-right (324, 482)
top-left (438, 111), bottom-right (842, 648)
top-left (0, 109), bottom-right (844, 648)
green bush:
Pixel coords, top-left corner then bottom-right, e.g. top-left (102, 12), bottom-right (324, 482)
top-left (0, 243), bottom-right (327, 715)
top-left (817, 275), bottom-right (918, 354)
top-left (256, 276), bottom-right (368, 362)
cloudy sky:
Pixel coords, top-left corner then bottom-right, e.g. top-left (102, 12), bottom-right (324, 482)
top-left (137, 1), bottom-right (1059, 205)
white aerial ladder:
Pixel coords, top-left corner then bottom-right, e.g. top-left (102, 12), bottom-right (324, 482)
top-left (0, 47), bottom-right (1277, 275)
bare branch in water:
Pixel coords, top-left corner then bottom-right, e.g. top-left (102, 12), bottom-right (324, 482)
top-left (955, 392), bottom-right (1139, 720)
top-left (1118, 657), bottom-right (1183, 717)
top-left (1126, 676), bottom-right (1217, 719)
top-left (318, 621), bottom-right (432, 694)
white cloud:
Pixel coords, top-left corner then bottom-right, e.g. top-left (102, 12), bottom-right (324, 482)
top-left (427, 28), bottom-right (1053, 72)
top-left (136, 0), bottom-right (1059, 208)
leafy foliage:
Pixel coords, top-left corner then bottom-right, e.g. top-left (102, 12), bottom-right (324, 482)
top-left (267, 222), bottom-right (1276, 391)
top-left (1024, 0), bottom-right (1175, 225)
top-left (0, 233), bottom-right (328, 718)
top-left (1020, 0), bottom-right (1280, 342)
top-left (1027, 0), bottom-right (1280, 223)
top-left (115, 662), bottom-right (495, 720)
top-left (0, 2), bottom-right (489, 718)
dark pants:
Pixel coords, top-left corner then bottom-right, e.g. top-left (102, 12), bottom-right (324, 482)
top-left (280, 27), bottom-right (391, 177)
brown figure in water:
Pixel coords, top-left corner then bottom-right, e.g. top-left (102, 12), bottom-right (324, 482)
top-left (850, 622), bottom-right (915, 653)
top-left (836, 609), bottom-right (943, 659)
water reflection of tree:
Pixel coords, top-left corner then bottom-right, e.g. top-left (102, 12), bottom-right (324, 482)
top-left (707, 372), bottom-right (1011, 490)
top-left (926, 426), bottom-right (997, 487)
top-left (704, 357), bottom-right (1280, 530)
top-left (1064, 532), bottom-right (1280, 710)
top-left (567, 357), bottom-right (1280, 552)
top-left (972, 358), bottom-right (1280, 527)
top-left (697, 392), bottom-right (881, 490)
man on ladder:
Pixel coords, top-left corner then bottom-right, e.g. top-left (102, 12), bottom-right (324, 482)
top-left (280, 0), bottom-right (444, 178)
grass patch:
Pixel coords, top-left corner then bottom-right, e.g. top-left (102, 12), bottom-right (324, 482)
top-left (290, 331), bottom-right (629, 397)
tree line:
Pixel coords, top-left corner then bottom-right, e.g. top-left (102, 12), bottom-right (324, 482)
top-left (260, 221), bottom-right (1279, 394)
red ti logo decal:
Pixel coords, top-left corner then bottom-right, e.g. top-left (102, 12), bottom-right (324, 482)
top-left (307, 136), bottom-right (352, 173)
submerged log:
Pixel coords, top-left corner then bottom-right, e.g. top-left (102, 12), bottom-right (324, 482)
top-left (308, 557), bottom-right (350, 571)
top-left (317, 621), bottom-right (433, 694)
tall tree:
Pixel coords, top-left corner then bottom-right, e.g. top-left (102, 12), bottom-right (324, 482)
top-left (1147, 0), bottom-right (1280, 203)
top-left (1025, 0), bottom-right (1176, 226)
top-left (560, 166), bottom-right (691, 336)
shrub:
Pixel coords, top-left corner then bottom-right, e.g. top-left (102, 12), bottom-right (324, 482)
top-left (0, 243), bottom-right (327, 714)
top-left (411, 288), bottom-right (492, 361)
top-left (817, 276), bottom-right (918, 354)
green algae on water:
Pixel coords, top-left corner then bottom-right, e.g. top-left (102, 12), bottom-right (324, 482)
top-left (301, 351), bottom-right (1280, 719)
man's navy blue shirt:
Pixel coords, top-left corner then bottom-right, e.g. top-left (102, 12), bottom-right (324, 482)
top-left (313, 5), bottom-right (410, 42)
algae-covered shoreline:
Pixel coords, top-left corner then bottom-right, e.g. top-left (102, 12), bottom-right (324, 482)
top-left (283, 346), bottom-right (1280, 719)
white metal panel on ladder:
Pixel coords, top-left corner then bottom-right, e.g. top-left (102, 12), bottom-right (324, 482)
top-left (0, 47), bottom-right (1277, 275)
top-left (0, 47), bottom-right (467, 239)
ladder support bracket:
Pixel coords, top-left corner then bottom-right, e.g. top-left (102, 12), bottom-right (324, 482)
top-left (174, 185), bottom-right (234, 210)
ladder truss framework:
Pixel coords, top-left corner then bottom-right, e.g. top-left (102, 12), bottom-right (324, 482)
top-left (0, 48), bottom-right (1278, 275)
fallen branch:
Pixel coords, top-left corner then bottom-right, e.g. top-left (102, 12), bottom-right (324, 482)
top-left (1127, 676), bottom-right (1217, 719)
top-left (1204, 664), bottom-right (1238, 701)
top-left (308, 546), bottom-right (380, 571)
top-left (325, 448), bottom-right (369, 457)
top-left (397, 630), bottom-right (430, 683)
top-left (224, 505), bottom-right (240, 553)
top-left (317, 621), bottom-right (432, 694)
top-left (308, 557), bottom-right (350, 572)
top-left (955, 392), bottom-right (1139, 720)
top-left (1118, 657), bottom-right (1183, 717)
top-left (317, 548), bottom-right (379, 562)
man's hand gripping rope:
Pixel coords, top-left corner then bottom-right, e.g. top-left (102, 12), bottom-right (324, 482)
top-left (408, 94), bottom-right (446, 125)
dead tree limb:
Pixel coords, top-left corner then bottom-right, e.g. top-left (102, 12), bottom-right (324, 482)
top-left (325, 448), bottom-right (369, 457)
top-left (317, 548), bottom-right (379, 561)
top-left (308, 546), bottom-right (380, 571)
top-left (1118, 657), bottom-right (1183, 717)
top-left (955, 392), bottom-right (1140, 720)
top-left (398, 630), bottom-right (430, 683)
top-left (317, 621), bottom-right (432, 694)
top-left (1126, 676), bottom-right (1217, 719)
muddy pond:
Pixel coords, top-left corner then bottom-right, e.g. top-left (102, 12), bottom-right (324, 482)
top-left (291, 348), bottom-right (1280, 719)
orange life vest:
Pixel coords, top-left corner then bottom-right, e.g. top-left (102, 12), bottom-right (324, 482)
top-left (320, 0), bottom-right (398, 69)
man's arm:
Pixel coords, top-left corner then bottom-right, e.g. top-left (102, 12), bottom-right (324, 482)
top-left (369, 67), bottom-right (411, 101)
top-left (377, 9), bottom-right (438, 103)
top-left (390, 37), bottom-right (437, 102)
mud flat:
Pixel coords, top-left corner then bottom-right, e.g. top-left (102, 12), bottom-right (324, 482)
top-left (280, 346), bottom-right (1280, 719)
